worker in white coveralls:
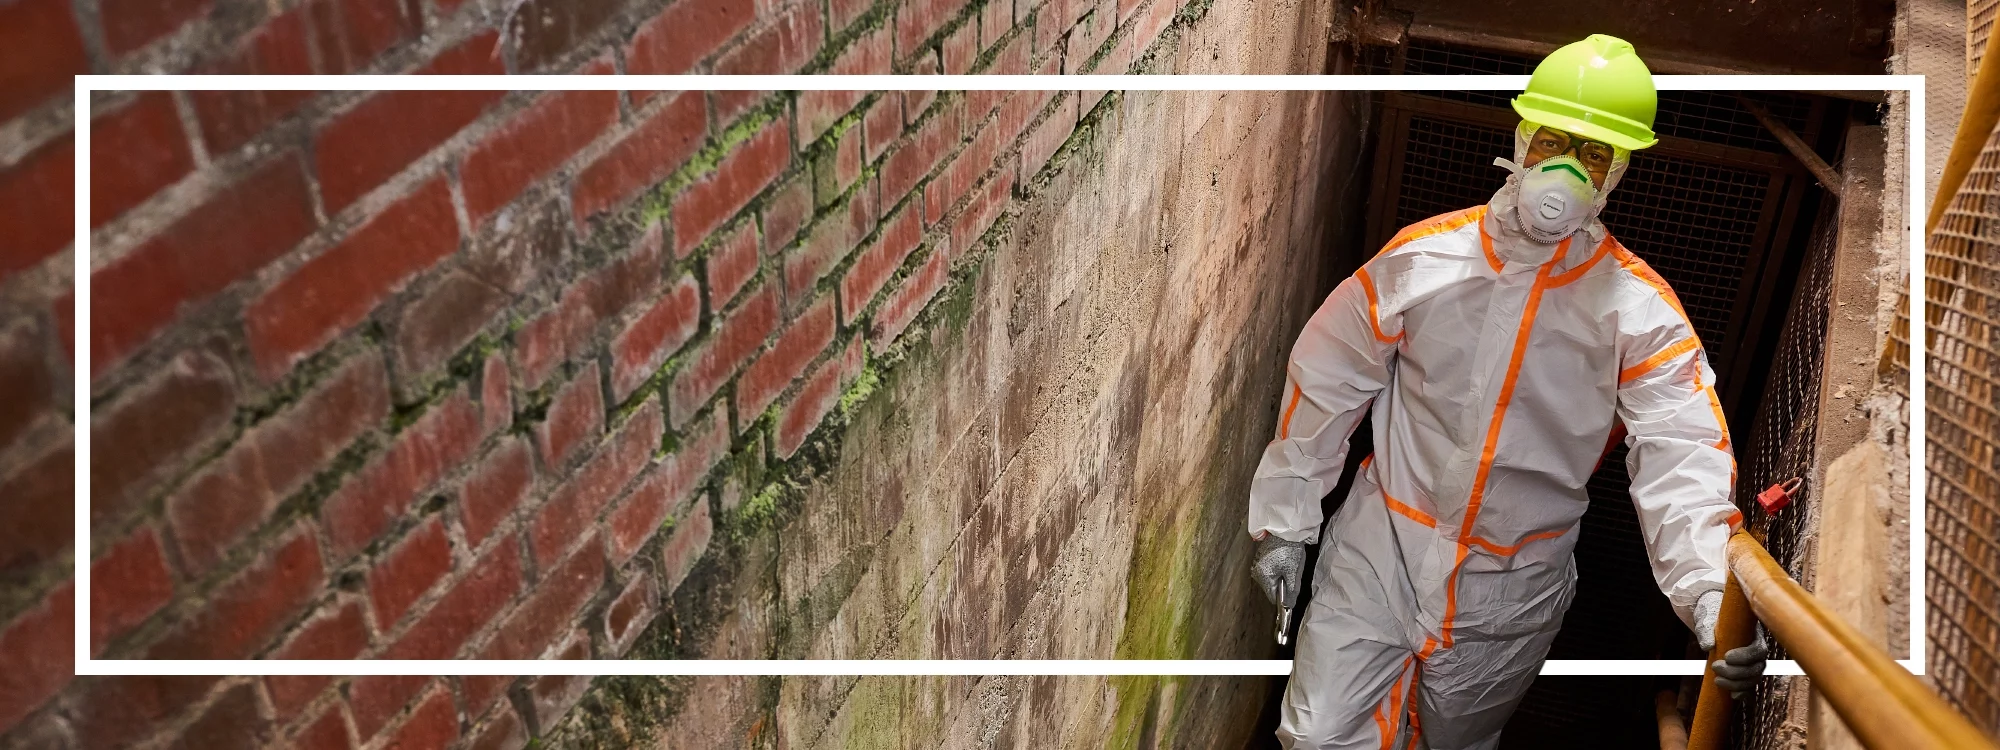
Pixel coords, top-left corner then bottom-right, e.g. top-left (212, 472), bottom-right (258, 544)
top-left (1246, 35), bottom-right (1768, 749)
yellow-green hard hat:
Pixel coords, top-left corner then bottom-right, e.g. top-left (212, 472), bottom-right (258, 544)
top-left (1512, 34), bottom-right (1659, 151)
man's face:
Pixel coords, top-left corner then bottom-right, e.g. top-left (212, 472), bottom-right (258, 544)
top-left (1523, 126), bottom-right (1616, 189)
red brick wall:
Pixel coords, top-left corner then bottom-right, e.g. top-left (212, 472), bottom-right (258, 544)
top-left (0, 0), bottom-right (1191, 745)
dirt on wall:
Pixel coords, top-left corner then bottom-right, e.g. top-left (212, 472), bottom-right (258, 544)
top-left (552, 17), bottom-right (1364, 750)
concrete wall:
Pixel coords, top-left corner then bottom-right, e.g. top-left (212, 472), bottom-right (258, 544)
top-left (549, 6), bottom-right (1366, 750)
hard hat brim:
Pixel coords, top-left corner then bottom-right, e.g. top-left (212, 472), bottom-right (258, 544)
top-left (1512, 95), bottom-right (1659, 151)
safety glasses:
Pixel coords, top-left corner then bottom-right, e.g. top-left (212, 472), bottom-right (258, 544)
top-left (1524, 126), bottom-right (1617, 184)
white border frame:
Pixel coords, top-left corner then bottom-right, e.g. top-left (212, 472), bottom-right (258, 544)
top-left (72, 73), bottom-right (1925, 678)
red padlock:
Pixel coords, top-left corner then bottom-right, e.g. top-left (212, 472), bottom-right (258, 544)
top-left (1756, 477), bottom-right (1802, 513)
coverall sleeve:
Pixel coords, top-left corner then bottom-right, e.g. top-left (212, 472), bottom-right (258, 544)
top-left (1247, 268), bottom-right (1401, 543)
top-left (1616, 293), bottom-right (1742, 628)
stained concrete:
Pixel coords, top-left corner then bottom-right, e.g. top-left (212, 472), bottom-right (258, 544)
top-left (546, 0), bottom-right (1367, 746)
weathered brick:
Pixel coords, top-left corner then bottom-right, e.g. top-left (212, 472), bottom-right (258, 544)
top-left (925, 113), bottom-right (1008, 225)
top-left (517, 225), bottom-right (664, 389)
top-left (573, 91), bottom-right (706, 227)
top-left (943, 18), bottom-right (978, 74)
top-left (168, 682), bottom-right (268, 750)
top-left (1022, 91), bottom-right (1074, 178)
top-left (368, 516), bottom-right (452, 627)
top-left (608, 412), bottom-right (727, 563)
top-left (863, 94), bottom-right (901, 165)
top-left (146, 528), bottom-right (324, 660)
top-left (707, 224), bottom-right (760, 309)
top-left (481, 535), bottom-right (605, 660)
top-left (74, 675), bottom-right (219, 749)
top-left (530, 400), bottom-right (660, 567)
top-left (668, 285), bottom-right (778, 426)
top-left (672, 123), bottom-right (790, 254)
top-left (840, 204), bottom-right (924, 325)
top-left (967, 31), bottom-right (1030, 119)
top-left (522, 631), bottom-right (592, 732)
top-left (381, 689), bottom-right (458, 749)
top-left (831, 0), bottom-right (873, 30)
top-left (815, 128), bottom-right (864, 209)
top-left (187, 12), bottom-right (314, 153)
top-left (348, 675), bottom-right (431, 742)
top-left (0, 583), bottom-right (70, 735)
top-left (535, 363), bottom-right (605, 470)
top-left (603, 573), bottom-right (658, 656)
top-left (761, 175), bottom-right (813, 253)
top-left (380, 538), bottom-right (520, 660)
top-left (611, 276), bottom-right (701, 402)
top-left (88, 524), bottom-right (174, 656)
top-left (712, 3), bottom-right (824, 119)
top-left (503, 0), bottom-right (620, 72)
top-left (625, 0), bottom-right (754, 77)
top-left (459, 674), bottom-right (514, 726)
top-left (782, 191), bottom-right (876, 312)
top-left (247, 177), bottom-right (459, 380)
top-left (799, 28), bottom-right (892, 144)
top-left (265, 599), bottom-right (369, 720)
top-left (0, 0), bottom-right (88, 122)
top-left (0, 320), bottom-right (51, 450)
top-left (0, 437), bottom-right (66, 578)
top-left (778, 338), bottom-right (862, 457)
top-left (871, 243), bottom-right (950, 346)
top-left (312, 33), bottom-right (503, 212)
top-left (659, 497), bottom-right (713, 593)
top-left (894, 0), bottom-right (956, 59)
top-left (739, 298), bottom-right (836, 421)
top-left (391, 270), bottom-right (508, 387)
top-left (949, 163), bottom-right (1014, 261)
top-left (482, 353), bottom-right (512, 436)
top-left (982, 0), bottom-right (1014, 47)
top-left (322, 389), bottom-right (481, 559)
top-left (306, 0), bottom-right (419, 74)
top-left (91, 155), bottom-right (315, 374)
top-left (92, 343), bottom-right (236, 521)
top-left (100, 0), bottom-right (209, 52)
top-left (0, 135), bottom-right (73, 281)
top-left (461, 438), bottom-right (533, 546)
top-left (462, 84), bottom-right (619, 224)
top-left (168, 352), bottom-right (388, 573)
top-left (91, 92), bottom-right (194, 227)
top-left (1135, 0), bottom-right (1177, 51)
top-left (464, 196), bottom-right (570, 295)
top-left (903, 60), bottom-right (939, 123)
top-left (880, 101), bottom-right (961, 207)
top-left (467, 704), bottom-right (527, 750)
top-left (291, 705), bottom-right (356, 750)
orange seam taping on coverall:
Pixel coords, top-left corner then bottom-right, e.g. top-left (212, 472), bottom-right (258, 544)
top-left (1464, 527), bottom-right (1571, 556)
top-left (1279, 384), bottom-right (1303, 439)
top-left (1373, 655), bottom-right (1414, 750)
top-left (1547, 234), bottom-right (1613, 287)
top-left (1619, 337), bottom-right (1699, 383)
top-left (1404, 661), bottom-right (1423, 745)
top-left (1385, 492), bottom-right (1438, 528)
top-left (1439, 259), bottom-right (1558, 649)
top-left (1380, 207), bottom-right (1486, 258)
top-left (1357, 268), bottom-right (1404, 344)
top-left (1477, 215), bottom-right (1504, 272)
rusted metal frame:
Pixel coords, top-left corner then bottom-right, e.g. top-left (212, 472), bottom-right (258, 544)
top-left (1687, 562), bottom-right (1758, 750)
top-left (1931, 25), bottom-right (2000, 234)
top-left (1362, 102), bottom-right (1412, 253)
top-left (1381, 92), bottom-right (1808, 176)
top-left (1657, 690), bottom-right (1691, 750)
top-left (1696, 532), bottom-right (2000, 748)
top-left (1738, 95), bottom-right (1846, 198)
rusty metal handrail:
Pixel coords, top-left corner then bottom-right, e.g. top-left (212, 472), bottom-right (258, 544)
top-left (1686, 530), bottom-right (1998, 750)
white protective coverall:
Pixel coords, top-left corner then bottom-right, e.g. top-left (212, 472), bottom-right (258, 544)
top-left (1251, 131), bottom-right (1742, 749)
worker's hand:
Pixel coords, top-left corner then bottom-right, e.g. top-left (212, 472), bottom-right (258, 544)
top-left (1252, 535), bottom-right (1306, 608)
top-left (1694, 590), bottom-right (1768, 699)
top-left (1712, 639), bottom-right (1768, 700)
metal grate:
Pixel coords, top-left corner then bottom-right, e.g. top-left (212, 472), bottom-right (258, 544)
top-left (1912, 118), bottom-right (2000, 735)
top-left (1975, 0), bottom-right (1999, 77)
top-left (1392, 40), bottom-right (1819, 154)
top-left (1729, 192), bottom-right (1841, 748)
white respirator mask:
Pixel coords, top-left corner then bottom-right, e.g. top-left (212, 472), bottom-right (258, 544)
top-left (1489, 120), bottom-right (1631, 247)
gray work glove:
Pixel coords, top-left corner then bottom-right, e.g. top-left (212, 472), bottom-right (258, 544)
top-left (1693, 589), bottom-right (1768, 699)
top-left (1252, 535), bottom-right (1306, 608)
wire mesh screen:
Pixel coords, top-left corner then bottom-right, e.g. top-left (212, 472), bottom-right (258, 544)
top-left (1974, 0), bottom-right (1999, 77)
top-left (1727, 192), bottom-right (1841, 749)
top-left (1915, 119), bottom-right (2000, 735)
